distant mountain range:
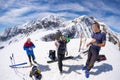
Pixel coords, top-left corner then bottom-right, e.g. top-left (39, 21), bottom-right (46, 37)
top-left (0, 15), bottom-right (120, 50)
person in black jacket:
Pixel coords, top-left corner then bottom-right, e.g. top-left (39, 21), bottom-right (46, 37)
top-left (55, 35), bottom-right (68, 73)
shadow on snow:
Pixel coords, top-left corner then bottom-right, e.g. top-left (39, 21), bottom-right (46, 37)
top-left (90, 63), bottom-right (113, 75)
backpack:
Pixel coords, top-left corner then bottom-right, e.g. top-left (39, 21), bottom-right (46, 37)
top-left (96, 55), bottom-right (107, 62)
top-left (30, 66), bottom-right (42, 79)
top-left (32, 66), bottom-right (41, 79)
top-left (49, 50), bottom-right (56, 60)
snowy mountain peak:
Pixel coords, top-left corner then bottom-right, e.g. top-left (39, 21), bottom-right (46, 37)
top-left (73, 15), bottom-right (94, 24)
top-left (19, 20), bottom-right (37, 29)
top-left (41, 15), bottom-right (120, 51)
top-left (0, 15), bottom-right (120, 51)
top-left (41, 15), bottom-right (65, 23)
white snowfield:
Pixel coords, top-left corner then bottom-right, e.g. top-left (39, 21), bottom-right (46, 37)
top-left (0, 30), bottom-right (120, 80)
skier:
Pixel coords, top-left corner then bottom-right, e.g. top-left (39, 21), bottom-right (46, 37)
top-left (55, 35), bottom-right (68, 73)
top-left (82, 22), bottom-right (106, 78)
top-left (29, 66), bottom-right (42, 80)
top-left (23, 38), bottom-right (37, 66)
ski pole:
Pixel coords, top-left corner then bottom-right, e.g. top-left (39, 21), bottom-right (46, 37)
top-left (11, 53), bottom-right (26, 79)
top-left (10, 55), bottom-right (18, 74)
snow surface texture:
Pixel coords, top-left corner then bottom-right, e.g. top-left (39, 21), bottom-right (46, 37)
top-left (0, 29), bottom-right (120, 80)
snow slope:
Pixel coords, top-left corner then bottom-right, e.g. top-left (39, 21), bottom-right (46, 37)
top-left (0, 30), bottom-right (120, 80)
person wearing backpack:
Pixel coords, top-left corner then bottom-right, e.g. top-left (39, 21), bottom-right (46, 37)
top-left (82, 22), bottom-right (106, 78)
top-left (55, 35), bottom-right (68, 73)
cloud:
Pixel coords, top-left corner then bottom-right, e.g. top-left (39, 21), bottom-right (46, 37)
top-left (89, 14), bottom-right (120, 32)
top-left (98, 1), bottom-right (120, 15)
top-left (103, 16), bottom-right (120, 30)
top-left (0, 0), bottom-right (15, 9)
top-left (0, 0), bottom-right (120, 33)
top-left (80, 0), bottom-right (120, 32)
top-left (0, 2), bottom-right (86, 24)
top-left (82, 0), bottom-right (120, 15)
top-left (51, 3), bottom-right (89, 12)
top-left (8, 7), bottom-right (30, 16)
top-left (0, 7), bottom-right (31, 23)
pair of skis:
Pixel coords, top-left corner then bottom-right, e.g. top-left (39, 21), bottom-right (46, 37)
top-left (9, 54), bottom-right (30, 68)
top-left (10, 53), bottom-right (27, 80)
top-left (78, 32), bottom-right (86, 52)
top-left (9, 53), bottom-right (38, 80)
top-left (78, 32), bottom-right (88, 53)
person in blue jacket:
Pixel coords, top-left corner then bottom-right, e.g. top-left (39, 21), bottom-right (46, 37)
top-left (82, 22), bottom-right (106, 78)
top-left (23, 38), bottom-right (37, 66)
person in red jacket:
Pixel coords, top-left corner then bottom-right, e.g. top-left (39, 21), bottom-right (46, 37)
top-left (23, 38), bottom-right (37, 66)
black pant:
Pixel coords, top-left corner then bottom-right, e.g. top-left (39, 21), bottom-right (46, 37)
top-left (57, 50), bottom-right (65, 72)
top-left (28, 54), bottom-right (35, 63)
top-left (86, 46), bottom-right (99, 71)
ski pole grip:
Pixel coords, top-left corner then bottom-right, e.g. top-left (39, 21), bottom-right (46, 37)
top-left (12, 53), bottom-right (14, 57)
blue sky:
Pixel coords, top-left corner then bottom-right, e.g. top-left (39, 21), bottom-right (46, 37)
top-left (0, 0), bottom-right (120, 33)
